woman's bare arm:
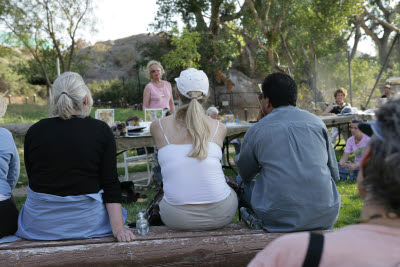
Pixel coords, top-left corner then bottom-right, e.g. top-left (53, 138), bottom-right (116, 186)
top-left (105, 203), bottom-right (135, 242)
top-left (142, 85), bottom-right (151, 111)
top-left (322, 103), bottom-right (335, 116)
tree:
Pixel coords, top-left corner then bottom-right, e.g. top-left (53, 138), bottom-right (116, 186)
top-left (0, 0), bottom-right (95, 97)
top-left (359, 0), bottom-right (400, 65)
top-left (221, 0), bottom-right (363, 102)
top-left (162, 28), bottom-right (201, 70)
top-left (152, 0), bottom-right (246, 93)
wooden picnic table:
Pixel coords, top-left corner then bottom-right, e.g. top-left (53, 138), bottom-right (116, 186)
top-left (0, 113), bottom-right (374, 151)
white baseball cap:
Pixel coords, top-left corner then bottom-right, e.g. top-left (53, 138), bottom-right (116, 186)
top-left (175, 68), bottom-right (209, 99)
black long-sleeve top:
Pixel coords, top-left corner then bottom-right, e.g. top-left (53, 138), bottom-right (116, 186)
top-left (24, 116), bottom-right (121, 203)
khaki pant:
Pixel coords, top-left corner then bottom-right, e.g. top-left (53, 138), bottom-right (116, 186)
top-left (159, 188), bottom-right (238, 231)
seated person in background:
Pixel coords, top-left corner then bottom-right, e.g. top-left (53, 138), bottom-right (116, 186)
top-left (235, 72), bottom-right (340, 232)
top-left (323, 87), bottom-right (351, 144)
top-left (0, 97), bottom-right (20, 238)
top-left (249, 97), bottom-right (400, 267)
top-left (18, 72), bottom-right (134, 242)
top-left (338, 118), bottom-right (370, 181)
top-left (206, 106), bottom-right (219, 120)
top-left (150, 68), bottom-right (238, 231)
top-left (381, 84), bottom-right (391, 98)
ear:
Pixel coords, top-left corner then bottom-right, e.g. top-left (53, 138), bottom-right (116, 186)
top-left (264, 97), bottom-right (273, 113)
top-left (83, 95), bottom-right (88, 106)
top-left (357, 146), bottom-right (372, 198)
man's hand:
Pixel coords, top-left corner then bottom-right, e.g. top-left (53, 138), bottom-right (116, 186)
top-left (257, 109), bottom-right (265, 121)
top-left (114, 229), bottom-right (136, 242)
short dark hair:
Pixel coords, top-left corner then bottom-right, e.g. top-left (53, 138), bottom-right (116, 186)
top-left (261, 72), bottom-right (297, 107)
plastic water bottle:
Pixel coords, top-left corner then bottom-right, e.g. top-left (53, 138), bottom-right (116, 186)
top-left (136, 211), bottom-right (149, 235)
top-left (240, 207), bottom-right (263, 230)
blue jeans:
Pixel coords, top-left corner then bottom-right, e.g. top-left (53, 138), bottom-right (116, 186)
top-left (338, 163), bottom-right (359, 180)
top-left (235, 175), bottom-right (255, 207)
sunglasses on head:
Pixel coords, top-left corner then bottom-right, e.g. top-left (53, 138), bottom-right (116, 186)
top-left (352, 118), bottom-right (362, 123)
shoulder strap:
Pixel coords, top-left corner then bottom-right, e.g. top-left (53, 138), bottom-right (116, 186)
top-left (158, 119), bottom-right (170, 144)
top-left (302, 232), bottom-right (324, 267)
top-left (211, 120), bottom-right (220, 142)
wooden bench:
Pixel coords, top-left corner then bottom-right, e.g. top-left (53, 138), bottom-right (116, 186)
top-left (0, 222), bottom-right (286, 266)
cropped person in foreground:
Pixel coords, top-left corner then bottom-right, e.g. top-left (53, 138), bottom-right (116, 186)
top-left (18, 72), bottom-right (134, 242)
top-left (150, 68), bottom-right (238, 231)
top-left (235, 72), bottom-right (340, 232)
top-left (0, 97), bottom-right (20, 238)
top-left (249, 97), bottom-right (400, 267)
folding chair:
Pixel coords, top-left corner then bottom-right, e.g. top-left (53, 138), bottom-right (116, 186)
top-left (123, 147), bottom-right (154, 187)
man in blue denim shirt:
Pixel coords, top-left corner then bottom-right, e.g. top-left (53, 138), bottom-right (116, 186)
top-left (235, 73), bottom-right (340, 232)
top-left (0, 97), bottom-right (20, 238)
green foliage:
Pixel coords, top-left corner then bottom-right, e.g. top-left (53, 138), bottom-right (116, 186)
top-left (316, 52), bottom-right (382, 108)
top-left (153, 0), bottom-right (245, 77)
top-left (163, 28), bottom-right (201, 70)
top-left (0, 46), bottom-right (46, 97)
top-left (16, 47), bottom-right (87, 86)
top-left (0, 0), bottom-right (95, 90)
top-left (88, 78), bottom-right (143, 107)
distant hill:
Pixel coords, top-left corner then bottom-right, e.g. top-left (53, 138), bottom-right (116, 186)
top-left (78, 33), bottom-right (167, 83)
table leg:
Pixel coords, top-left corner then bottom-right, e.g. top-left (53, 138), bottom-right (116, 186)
top-left (222, 137), bottom-right (238, 176)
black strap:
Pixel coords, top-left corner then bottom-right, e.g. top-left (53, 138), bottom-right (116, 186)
top-left (302, 232), bottom-right (324, 267)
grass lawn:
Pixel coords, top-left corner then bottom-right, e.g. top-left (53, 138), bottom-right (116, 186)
top-left (4, 104), bottom-right (363, 228)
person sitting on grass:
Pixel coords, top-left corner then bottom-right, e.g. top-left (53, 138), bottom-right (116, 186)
top-left (0, 96), bottom-right (20, 239)
top-left (338, 117), bottom-right (370, 181)
top-left (17, 72), bottom-right (135, 242)
top-left (150, 68), bottom-right (238, 231)
top-left (248, 97), bottom-right (400, 267)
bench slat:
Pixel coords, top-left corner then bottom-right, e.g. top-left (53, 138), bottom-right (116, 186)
top-left (0, 222), bottom-right (284, 266)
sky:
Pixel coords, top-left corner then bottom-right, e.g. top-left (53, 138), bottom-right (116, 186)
top-left (87, 0), bottom-right (376, 55)
top-left (89, 0), bottom-right (159, 43)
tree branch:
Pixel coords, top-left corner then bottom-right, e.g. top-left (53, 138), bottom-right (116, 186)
top-left (375, 0), bottom-right (389, 18)
top-left (364, 7), bottom-right (400, 33)
top-left (360, 13), bottom-right (381, 46)
top-left (220, 2), bottom-right (247, 22)
top-left (350, 17), bottom-right (361, 60)
top-left (245, 0), bottom-right (268, 36)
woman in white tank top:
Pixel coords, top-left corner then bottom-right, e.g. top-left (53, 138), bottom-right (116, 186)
top-left (150, 68), bottom-right (238, 231)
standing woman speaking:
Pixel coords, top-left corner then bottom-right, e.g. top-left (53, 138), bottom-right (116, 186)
top-left (142, 60), bottom-right (175, 112)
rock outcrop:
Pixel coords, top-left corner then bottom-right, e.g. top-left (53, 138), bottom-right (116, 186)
top-left (78, 33), bottom-right (167, 83)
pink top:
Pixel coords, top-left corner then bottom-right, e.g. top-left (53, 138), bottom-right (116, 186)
top-left (146, 81), bottom-right (172, 109)
top-left (344, 134), bottom-right (370, 163)
top-left (249, 223), bottom-right (400, 267)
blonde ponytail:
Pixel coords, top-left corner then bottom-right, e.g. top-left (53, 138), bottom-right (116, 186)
top-left (175, 91), bottom-right (210, 160)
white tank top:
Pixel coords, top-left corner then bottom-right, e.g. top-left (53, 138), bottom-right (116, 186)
top-left (157, 119), bottom-right (231, 205)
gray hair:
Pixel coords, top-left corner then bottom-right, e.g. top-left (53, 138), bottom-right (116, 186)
top-left (206, 106), bottom-right (219, 116)
top-left (51, 72), bottom-right (93, 120)
top-left (362, 96), bottom-right (400, 213)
